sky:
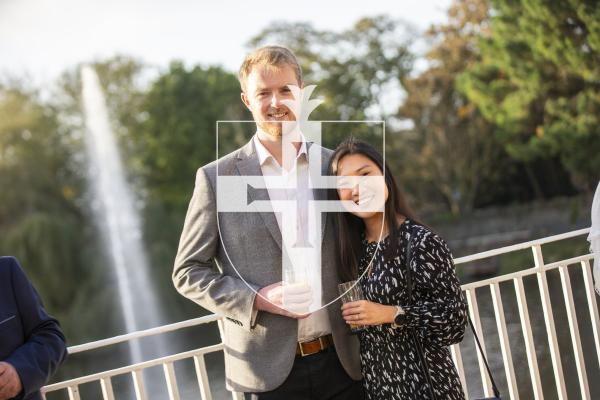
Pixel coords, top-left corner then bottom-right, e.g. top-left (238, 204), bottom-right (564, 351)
top-left (0, 0), bottom-right (452, 86)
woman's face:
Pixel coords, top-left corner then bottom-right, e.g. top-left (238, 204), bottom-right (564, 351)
top-left (335, 153), bottom-right (388, 219)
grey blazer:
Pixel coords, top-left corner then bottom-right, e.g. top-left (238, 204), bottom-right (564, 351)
top-left (173, 139), bottom-right (361, 393)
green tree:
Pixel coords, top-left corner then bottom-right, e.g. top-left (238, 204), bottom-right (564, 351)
top-left (131, 62), bottom-right (249, 210)
top-left (398, 0), bottom-right (504, 214)
top-left (0, 82), bottom-right (114, 342)
top-left (123, 62), bottom-right (250, 317)
top-left (458, 0), bottom-right (600, 191)
top-left (94, 56), bottom-right (148, 161)
top-left (248, 16), bottom-right (414, 150)
top-left (57, 57), bottom-right (251, 321)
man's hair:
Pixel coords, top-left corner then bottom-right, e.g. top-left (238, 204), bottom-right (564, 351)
top-left (238, 45), bottom-right (303, 93)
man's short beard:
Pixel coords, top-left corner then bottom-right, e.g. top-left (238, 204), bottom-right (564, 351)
top-left (259, 121), bottom-right (283, 137)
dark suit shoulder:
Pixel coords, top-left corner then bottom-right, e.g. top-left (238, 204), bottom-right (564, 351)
top-left (0, 255), bottom-right (18, 267)
top-left (0, 256), bottom-right (19, 281)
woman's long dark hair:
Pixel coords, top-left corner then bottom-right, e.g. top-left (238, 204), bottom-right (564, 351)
top-left (329, 137), bottom-right (421, 282)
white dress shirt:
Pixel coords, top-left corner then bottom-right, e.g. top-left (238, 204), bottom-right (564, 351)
top-left (253, 133), bottom-right (332, 342)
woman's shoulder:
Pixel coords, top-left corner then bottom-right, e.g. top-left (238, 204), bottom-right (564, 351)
top-left (405, 220), bottom-right (450, 253)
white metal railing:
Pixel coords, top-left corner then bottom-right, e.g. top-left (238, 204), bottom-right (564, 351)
top-left (42, 228), bottom-right (598, 400)
top-left (42, 315), bottom-right (243, 400)
top-left (453, 227), bottom-right (598, 400)
top-left (67, 314), bottom-right (222, 355)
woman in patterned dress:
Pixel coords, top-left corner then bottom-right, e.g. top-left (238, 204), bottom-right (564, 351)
top-left (329, 138), bottom-right (468, 400)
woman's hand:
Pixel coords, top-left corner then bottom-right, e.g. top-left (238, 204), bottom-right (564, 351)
top-left (341, 300), bottom-right (397, 326)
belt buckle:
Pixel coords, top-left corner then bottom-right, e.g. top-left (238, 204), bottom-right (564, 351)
top-left (299, 337), bottom-right (322, 357)
top-left (298, 335), bottom-right (331, 357)
top-left (299, 342), bottom-right (308, 357)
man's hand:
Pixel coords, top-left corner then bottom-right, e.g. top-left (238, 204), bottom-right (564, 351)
top-left (0, 362), bottom-right (22, 400)
top-left (341, 300), bottom-right (396, 326)
top-left (255, 282), bottom-right (313, 319)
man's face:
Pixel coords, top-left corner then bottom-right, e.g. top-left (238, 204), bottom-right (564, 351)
top-left (241, 64), bottom-right (301, 137)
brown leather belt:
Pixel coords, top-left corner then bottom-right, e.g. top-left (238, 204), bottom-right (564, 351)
top-left (296, 334), bottom-right (334, 357)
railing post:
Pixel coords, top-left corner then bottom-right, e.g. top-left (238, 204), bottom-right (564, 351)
top-left (163, 362), bottom-right (181, 400)
top-left (490, 282), bottom-right (519, 400)
top-left (450, 343), bottom-right (467, 398)
top-left (466, 288), bottom-right (493, 397)
top-left (514, 277), bottom-right (544, 399)
top-left (67, 385), bottom-right (81, 400)
top-left (532, 244), bottom-right (567, 399)
top-left (559, 264), bottom-right (591, 399)
top-left (217, 319), bottom-right (226, 341)
top-left (100, 377), bottom-right (115, 400)
top-left (581, 259), bottom-right (600, 371)
top-left (194, 354), bottom-right (213, 400)
top-left (132, 369), bottom-right (148, 400)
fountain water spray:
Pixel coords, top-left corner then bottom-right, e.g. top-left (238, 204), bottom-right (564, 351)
top-left (81, 65), bottom-right (167, 364)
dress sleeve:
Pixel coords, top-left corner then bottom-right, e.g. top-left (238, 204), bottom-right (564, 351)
top-left (399, 231), bottom-right (467, 346)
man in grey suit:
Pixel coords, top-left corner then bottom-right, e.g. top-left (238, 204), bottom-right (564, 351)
top-left (173, 45), bottom-right (363, 399)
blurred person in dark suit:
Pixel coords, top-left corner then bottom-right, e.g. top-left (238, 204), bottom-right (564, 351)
top-left (0, 256), bottom-right (67, 400)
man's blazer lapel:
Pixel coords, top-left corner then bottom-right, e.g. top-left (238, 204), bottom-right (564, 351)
top-left (234, 140), bottom-right (283, 250)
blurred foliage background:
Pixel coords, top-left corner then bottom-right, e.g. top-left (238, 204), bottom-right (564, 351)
top-left (0, 0), bottom-right (598, 348)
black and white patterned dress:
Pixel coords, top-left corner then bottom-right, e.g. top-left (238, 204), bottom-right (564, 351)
top-left (357, 219), bottom-right (467, 400)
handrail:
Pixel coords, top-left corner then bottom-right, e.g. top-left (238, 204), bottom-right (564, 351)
top-left (454, 227), bottom-right (589, 264)
top-left (68, 314), bottom-right (222, 354)
top-left (460, 253), bottom-right (595, 290)
top-left (44, 344), bottom-right (224, 392)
